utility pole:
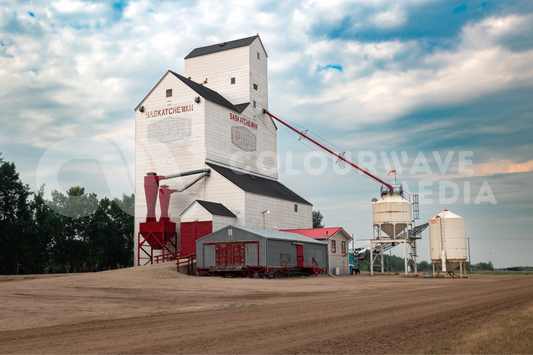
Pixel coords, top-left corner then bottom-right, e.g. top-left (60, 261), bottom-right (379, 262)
top-left (467, 238), bottom-right (471, 271)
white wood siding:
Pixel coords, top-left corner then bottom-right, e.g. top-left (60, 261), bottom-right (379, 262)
top-left (326, 231), bottom-right (352, 275)
top-left (134, 73), bottom-right (207, 263)
top-left (185, 46), bottom-right (250, 105)
top-left (204, 101), bottom-right (277, 179)
top-left (244, 193), bottom-right (312, 230)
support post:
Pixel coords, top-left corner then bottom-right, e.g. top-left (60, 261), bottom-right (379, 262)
top-left (404, 241), bottom-right (408, 276)
top-left (468, 238), bottom-right (471, 271)
top-left (414, 240), bottom-right (418, 275)
top-left (380, 242), bottom-right (384, 274)
top-left (370, 241), bottom-right (374, 276)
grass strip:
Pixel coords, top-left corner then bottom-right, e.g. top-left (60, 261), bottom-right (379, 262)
top-left (425, 302), bottom-right (533, 354)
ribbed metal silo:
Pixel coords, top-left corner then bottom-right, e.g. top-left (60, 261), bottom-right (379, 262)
top-left (429, 209), bottom-right (467, 277)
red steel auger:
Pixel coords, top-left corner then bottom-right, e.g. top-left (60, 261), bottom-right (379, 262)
top-left (263, 109), bottom-right (395, 192)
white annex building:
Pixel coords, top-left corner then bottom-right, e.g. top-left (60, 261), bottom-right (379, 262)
top-left (134, 35), bottom-right (313, 265)
top-left (281, 227), bottom-right (353, 275)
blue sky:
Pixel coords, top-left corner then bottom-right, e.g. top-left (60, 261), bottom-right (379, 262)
top-left (1, 0), bottom-right (532, 267)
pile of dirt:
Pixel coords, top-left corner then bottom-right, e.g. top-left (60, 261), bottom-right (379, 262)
top-left (105, 262), bottom-right (186, 280)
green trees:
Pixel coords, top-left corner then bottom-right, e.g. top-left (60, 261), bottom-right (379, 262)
top-left (46, 188), bottom-right (134, 273)
top-left (355, 255), bottom-right (411, 272)
top-left (86, 195), bottom-right (134, 270)
top-left (418, 260), bottom-right (432, 271)
top-left (48, 186), bottom-right (99, 273)
top-left (0, 160), bottom-right (34, 274)
top-left (0, 155), bottom-right (134, 274)
top-left (471, 261), bottom-right (494, 271)
top-left (28, 186), bottom-right (56, 273)
top-left (313, 210), bottom-right (325, 228)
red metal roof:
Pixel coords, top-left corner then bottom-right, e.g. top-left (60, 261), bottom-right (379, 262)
top-left (281, 227), bottom-right (352, 240)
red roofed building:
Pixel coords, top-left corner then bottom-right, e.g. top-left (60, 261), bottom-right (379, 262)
top-left (281, 227), bottom-right (352, 275)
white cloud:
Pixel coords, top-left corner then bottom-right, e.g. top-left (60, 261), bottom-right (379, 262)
top-left (371, 6), bottom-right (407, 28)
top-left (3, 3), bottom-right (533, 149)
top-left (280, 13), bottom-right (533, 129)
top-left (462, 13), bottom-right (533, 49)
top-left (52, 0), bottom-right (104, 13)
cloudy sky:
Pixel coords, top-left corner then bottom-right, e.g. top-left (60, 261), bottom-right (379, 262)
top-left (2, 0), bottom-right (532, 267)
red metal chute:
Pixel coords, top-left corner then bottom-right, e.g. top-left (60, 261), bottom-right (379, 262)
top-left (138, 184), bottom-right (179, 251)
top-left (143, 172), bottom-right (164, 223)
top-left (159, 184), bottom-right (178, 221)
top-left (138, 169), bottom-right (210, 266)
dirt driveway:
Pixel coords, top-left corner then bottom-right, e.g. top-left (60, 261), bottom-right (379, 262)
top-left (1, 264), bottom-right (532, 354)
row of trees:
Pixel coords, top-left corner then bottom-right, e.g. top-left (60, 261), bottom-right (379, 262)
top-left (470, 261), bottom-right (494, 271)
top-left (355, 254), bottom-right (412, 272)
top-left (0, 154), bottom-right (134, 274)
top-left (418, 261), bottom-right (495, 272)
top-left (355, 256), bottom-right (495, 272)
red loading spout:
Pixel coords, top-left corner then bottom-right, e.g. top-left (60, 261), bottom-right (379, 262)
top-left (159, 185), bottom-right (179, 221)
top-left (144, 172), bottom-right (165, 222)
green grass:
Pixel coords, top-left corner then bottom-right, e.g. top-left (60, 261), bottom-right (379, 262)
top-left (425, 302), bottom-right (533, 354)
top-left (466, 270), bottom-right (533, 275)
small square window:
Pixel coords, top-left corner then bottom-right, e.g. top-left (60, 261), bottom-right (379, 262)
top-left (228, 229), bottom-right (233, 236)
top-left (253, 83), bottom-right (258, 90)
top-left (294, 204), bottom-right (298, 212)
top-left (257, 52), bottom-right (260, 60)
top-left (332, 240), bottom-right (336, 253)
top-left (253, 100), bottom-right (256, 108)
top-left (231, 77), bottom-right (235, 84)
top-left (166, 89), bottom-right (172, 97)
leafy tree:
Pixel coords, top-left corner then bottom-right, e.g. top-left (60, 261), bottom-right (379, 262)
top-left (313, 210), bottom-right (325, 228)
top-left (48, 186), bottom-right (99, 273)
top-left (0, 159), bottom-right (33, 274)
top-left (355, 254), bottom-right (408, 272)
top-left (1, 151), bottom-right (135, 274)
top-left (85, 197), bottom-right (113, 270)
top-left (109, 194), bottom-right (134, 267)
top-left (26, 185), bottom-right (56, 273)
top-left (418, 260), bottom-right (431, 271)
top-left (86, 194), bottom-right (134, 270)
top-left (472, 261), bottom-right (494, 271)
top-left (354, 259), bottom-right (370, 271)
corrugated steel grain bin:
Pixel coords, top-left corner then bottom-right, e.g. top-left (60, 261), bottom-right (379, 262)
top-left (196, 225), bottom-right (328, 276)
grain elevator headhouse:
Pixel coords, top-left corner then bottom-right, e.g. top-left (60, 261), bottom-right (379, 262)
top-left (134, 35), bottom-right (313, 266)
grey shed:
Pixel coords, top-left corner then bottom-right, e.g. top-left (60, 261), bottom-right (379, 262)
top-left (196, 225), bottom-right (328, 276)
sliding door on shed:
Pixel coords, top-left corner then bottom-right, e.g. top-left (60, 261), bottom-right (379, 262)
top-left (244, 242), bottom-right (259, 266)
top-left (297, 244), bottom-right (304, 267)
top-left (215, 242), bottom-right (245, 266)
